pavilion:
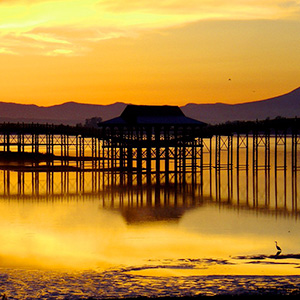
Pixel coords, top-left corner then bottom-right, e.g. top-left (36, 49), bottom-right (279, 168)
top-left (98, 105), bottom-right (206, 180)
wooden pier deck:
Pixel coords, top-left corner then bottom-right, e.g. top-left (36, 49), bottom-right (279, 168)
top-left (0, 117), bottom-right (299, 183)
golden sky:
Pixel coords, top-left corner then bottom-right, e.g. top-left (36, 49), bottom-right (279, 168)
top-left (0, 0), bottom-right (300, 106)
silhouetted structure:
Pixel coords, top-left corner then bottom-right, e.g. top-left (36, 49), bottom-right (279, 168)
top-left (99, 105), bottom-right (206, 184)
top-left (103, 105), bottom-right (205, 126)
top-left (0, 113), bottom-right (299, 190)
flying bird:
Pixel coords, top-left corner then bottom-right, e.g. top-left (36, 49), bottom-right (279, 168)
top-left (275, 241), bottom-right (282, 256)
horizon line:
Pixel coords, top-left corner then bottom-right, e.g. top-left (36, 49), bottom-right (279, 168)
top-left (0, 86), bottom-right (299, 108)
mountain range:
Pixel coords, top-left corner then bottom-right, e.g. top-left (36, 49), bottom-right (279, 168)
top-left (0, 87), bottom-right (299, 125)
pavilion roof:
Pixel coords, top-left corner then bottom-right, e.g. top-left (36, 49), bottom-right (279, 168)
top-left (100, 105), bottom-right (206, 126)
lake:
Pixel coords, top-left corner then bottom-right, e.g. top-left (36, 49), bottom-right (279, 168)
top-left (0, 138), bottom-right (300, 298)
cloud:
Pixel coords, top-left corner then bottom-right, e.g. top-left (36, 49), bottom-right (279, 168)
top-left (0, 47), bottom-right (18, 55)
top-left (0, 0), bottom-right (299, 56)
top-left (45, 49), bottom-right (75, 56)
top-left (23, 33), bottom-right (71, 45)
top-left (99, 0), bottom-right (300, 18)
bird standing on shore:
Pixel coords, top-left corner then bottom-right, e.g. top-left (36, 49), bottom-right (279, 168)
top-left (275, 241), bottom-right (282, 256)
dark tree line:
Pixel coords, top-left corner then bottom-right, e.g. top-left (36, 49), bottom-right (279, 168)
top-left (203, 116), bottom-right (300, 136)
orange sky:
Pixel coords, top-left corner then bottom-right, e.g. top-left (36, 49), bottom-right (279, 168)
top-left (0, 0), bottom-right (300, 106)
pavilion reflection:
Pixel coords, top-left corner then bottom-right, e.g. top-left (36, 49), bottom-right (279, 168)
top-left (0, 167), bottom-right (299, 219)
top-left (101, 178), bottom-right (207, 224)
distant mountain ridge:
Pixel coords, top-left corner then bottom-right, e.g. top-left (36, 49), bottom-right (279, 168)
top-left (0, 101), bottom-right (127, 125)
top-left (181, 87), bottom-right (300, 124)
top-left (0, 87), bottom-right (299, 125)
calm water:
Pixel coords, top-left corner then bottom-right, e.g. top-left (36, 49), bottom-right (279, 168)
top-left (0, 141), bottom-right (300, 298)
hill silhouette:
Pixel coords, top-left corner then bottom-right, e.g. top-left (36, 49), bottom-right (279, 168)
top-left (181, 87), bottom-right (300, 124)
top-left (0, 101), bottom-right (127, 125)
top-left (0, 87), bottom-right (299, 125)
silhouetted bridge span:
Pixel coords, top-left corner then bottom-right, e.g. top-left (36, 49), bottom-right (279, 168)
top-left (0, 116), bottom-right (299, 186)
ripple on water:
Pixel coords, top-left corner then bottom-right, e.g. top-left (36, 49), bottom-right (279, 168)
top-left (1, 265), bottom-right (300, 299)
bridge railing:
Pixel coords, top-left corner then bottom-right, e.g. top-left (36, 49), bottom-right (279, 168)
top-left (0, 122), bottom-right (102, 137)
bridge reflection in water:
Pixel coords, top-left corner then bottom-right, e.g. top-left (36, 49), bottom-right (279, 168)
top-left (0, 163), bottom-right (299, 220)
top-left (0, 123), bottom-right (299, 218)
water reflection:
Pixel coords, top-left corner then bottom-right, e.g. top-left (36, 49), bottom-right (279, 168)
top-left (0, 167), bottom-right (299, 275)
top-left (0, 166), bottom-right (298, 218)
top-left (1, 137), bottom-right (300, 296)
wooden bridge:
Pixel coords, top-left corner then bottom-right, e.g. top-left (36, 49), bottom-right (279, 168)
top-left (0, 110), bottom-right (299, 213)
top-left (0, 108), bottom-right (299, 188)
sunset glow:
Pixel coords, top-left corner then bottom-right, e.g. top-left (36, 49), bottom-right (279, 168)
top-left (0, 0), bottom-right (300, 105)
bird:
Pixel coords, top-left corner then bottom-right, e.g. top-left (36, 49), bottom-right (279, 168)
top-left (275, 241), bottom-right (282, 256)
top-left (1, 293), bottom-right (7, 300)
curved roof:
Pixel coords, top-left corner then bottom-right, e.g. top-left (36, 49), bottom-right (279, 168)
top-left (100, 105), bottom-right (206, 126)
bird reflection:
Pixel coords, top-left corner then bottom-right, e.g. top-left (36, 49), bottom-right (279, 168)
top-left (275, 241), bottom-right (282, 256)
